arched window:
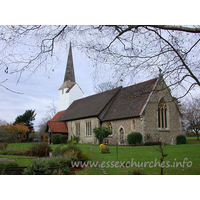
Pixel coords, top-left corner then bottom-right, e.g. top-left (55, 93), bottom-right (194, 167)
top-left (107, 121), bottom-right (113, 135)
top-left (120, 127), bottom-right (125, 145)
top-left (132, 119), bottom-right (136, 130)
top-left (158, 98), bottom-right (167, 128)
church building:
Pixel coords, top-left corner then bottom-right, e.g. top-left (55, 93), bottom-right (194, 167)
top-left (47, 44), bottom-right (183, 145)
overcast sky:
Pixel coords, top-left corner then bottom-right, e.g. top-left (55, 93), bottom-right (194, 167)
top-left (0, 47), bottom-right (95, 130)
top-left (0, 2), bottom-right (199, 132)
top-left (1, 43), bottom-right (200, 131)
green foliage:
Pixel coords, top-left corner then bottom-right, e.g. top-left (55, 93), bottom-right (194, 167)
top-left (52, 145), bottom-right (68, 157)
top-left (0, 142), bottom-right (8, 151)
top-left (46, 156), bottom-right (77, 165)
top-left (127, 132), bottom-right (143, 145)
top-left (52, 144), bottom-right (83, 159)
top-left (79, 152), bottom-right (91, 161)
top-left (23, 159), bottom-right (50, 175)
top-left (43, 139), bottom-right (48, 143)
top-left (60, 167), bottom-right (70, 175)
top-left (52, 134), bottom-right (62, 144)
top-left (13, 109), bottom-right (36, 134)
top-left (72, 140), bottom-right (77, 145)
top-left (64, 144), bottom-right (82, 157)
top-left (24, 142), bottom-right (52, 157)
top-left (100, 145), bottom-right (110, 153)
top-left (72, 135), bottom-right (80, 143)
top-left (28, 137), bottom-right (33, 142)
top-left (93, 127), bottom-right (111, 144)
top-left (59, 135), bottom-right (68, 144)
top-left (65, 143), bottom-right (82, 152)
top-left (176, 135), bottom-right (187, 144)
top-left (0, 162), bottom-right (19, 168)
top-left (0, 149), bottom-right (24, 156)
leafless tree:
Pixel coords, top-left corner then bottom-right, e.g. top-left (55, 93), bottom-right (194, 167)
top-left (37, 100), bottom-right (57, 135)
top-left (94, 81), bottom-right (123, 93)
top-left (1, 25), bottom-right (200, 98)
top-left (182, 98), bottom-right (200, 140)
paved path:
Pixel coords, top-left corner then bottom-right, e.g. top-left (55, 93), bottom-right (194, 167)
top-left (0, 158), bottom-right (14, 162)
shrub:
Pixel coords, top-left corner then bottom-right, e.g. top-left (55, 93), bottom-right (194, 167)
top-left (59, 135), bottom-right (68, 144)
top-left (23, 159), bottom-right (50, 175)
top-left (79, 152), bottom-right (91, 161)
top-left (60, 144), bottom-right (86, 161)
top-left (43, 139), bottom-right (48, 143)
top-left (0, 142), bottom-right (8, 151)
top-left (45, 156), bottom-right (78, 170)
top-left (64, 144), bottom-right (82, 158)
top-left (176, 135), bottom-right (186, 144)
top-left (127, 132), bottom-right (143, 145)
top-left (72, 140), bottom-right (77, 145)
top-left (65, 144), bottom-right (82, 153)
top-left (28, 137), bottom-right (33, 143)
top-left (99, 144), bottom-right (104, 148)
top-left (25, 142), bottom-right (52, 157)
top-left (0, 162), bottom-right (19, 168)
top-left (52, 145), bottom-right (68, 157)
top-left (52, 134), bottom-right (62, 144)
top-left (72, 135), bottom-right (80, 143)
top-left (94, 127), bottom-right (111, 144)
top-left (60, 167), bottom-right (70, 175)
top-left (0, 149), bottom-right (24, 156)
top-left (100, 145), bottom-right (110, 153)
top-left (52, 144), bottom-right (83, 159)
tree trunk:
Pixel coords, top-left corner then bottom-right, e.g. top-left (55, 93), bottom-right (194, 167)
top-left (197, 133), bottom-right (199, 140)
top-left (160, 158), bottom-right (163, 175)
top-left (99, 139), bottom-right (103, 145)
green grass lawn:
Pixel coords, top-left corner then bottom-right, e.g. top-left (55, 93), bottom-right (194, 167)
top-left (0, 155), bottom-right (36, 166)
top-left (6, 143), bottom-right (33, 151)
top-left (1, 142), bottom-right (200, 174)
top-left (77, 144), bottom-right (200, 175)
top-left (186, 137), bottom-right (199, 140)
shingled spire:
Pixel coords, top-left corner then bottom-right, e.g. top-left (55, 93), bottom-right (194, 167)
top-left (58, 43), bottom-right (83, 111)
top-left (64, 43), bottom-right (75, 83)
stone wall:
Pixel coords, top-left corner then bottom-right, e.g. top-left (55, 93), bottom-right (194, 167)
top-left (101, 78), bottom-right (183, 145)
top-left (102, 117), bottom-right (142, 145)
top-left (67, 78), bottom-right (183, 145)
top-left (67, 117), bottom-right (100, 144)
top-left (141, 78), bottom-right (183, 144)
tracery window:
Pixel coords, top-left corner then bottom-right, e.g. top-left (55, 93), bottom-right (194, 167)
top-left (120, 127), bottom-right (125, 145)
top-left (75, 122), bottom-right (80, 136)
top-left (86, 121), bottom-right (92, 136)
top-left (133, 119), bottom-right (136, 130)
top-left (158, 98), bottom-right (167, 128)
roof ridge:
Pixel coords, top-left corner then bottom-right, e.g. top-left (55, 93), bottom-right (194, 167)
top-left (70, 86), bottom-right (122, 102)
top-left (122, 77), bottom-right (158, 90)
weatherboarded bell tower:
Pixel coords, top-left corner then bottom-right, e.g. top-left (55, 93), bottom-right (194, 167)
top-left (58, 43), bottom-right (83, 111)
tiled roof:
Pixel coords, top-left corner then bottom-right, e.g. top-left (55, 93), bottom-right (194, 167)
top-left (56, 77), bottom-right (158, 122)
top-left (50, 111), bottom-right (66, 121)
top-left (57, 87), bottom-right (121, 121)
top-left (47, 111), bottom-right (68, 133)
top-left (48, 121), bottom-right (68, 133)
top-left (101, 78), bottom-right (158, 121)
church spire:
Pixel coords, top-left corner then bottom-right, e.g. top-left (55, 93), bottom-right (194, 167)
top-left (58, 42), bottom-right (83, 111)
top-left (64, 42), bottom-right (75, 83)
